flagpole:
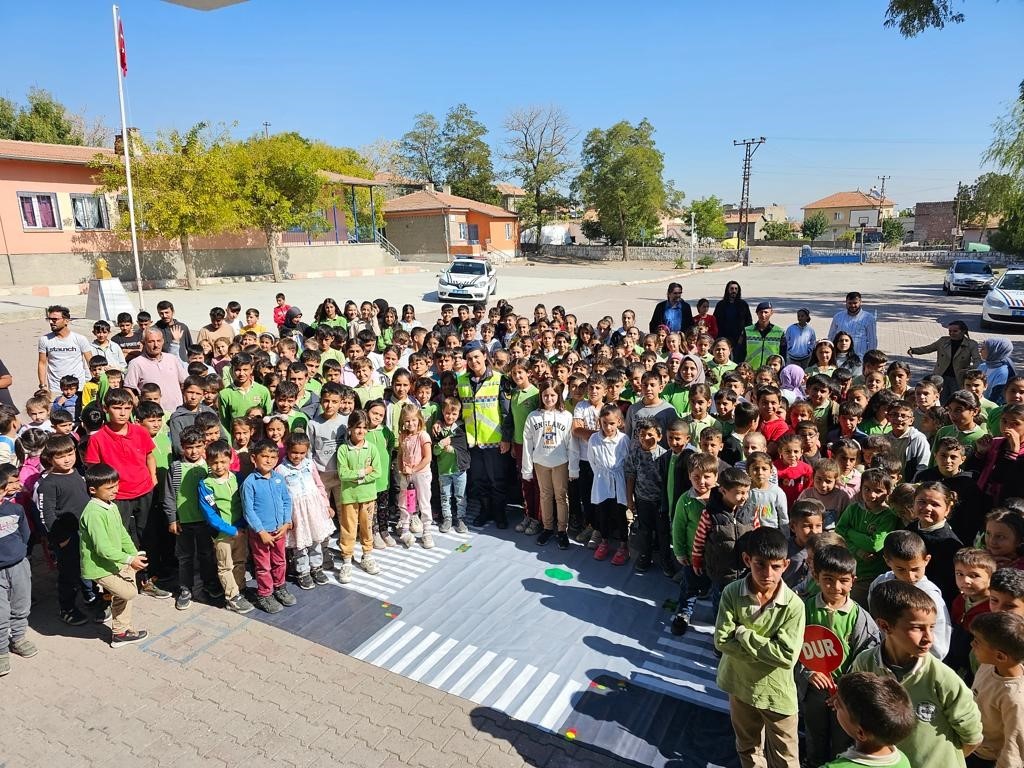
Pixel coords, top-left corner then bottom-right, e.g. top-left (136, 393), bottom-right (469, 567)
top-left (112, 4), bottom-right (144, 310)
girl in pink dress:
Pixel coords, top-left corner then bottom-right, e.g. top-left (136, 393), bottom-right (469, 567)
top-left (396, 403), bottom-right (433, 550)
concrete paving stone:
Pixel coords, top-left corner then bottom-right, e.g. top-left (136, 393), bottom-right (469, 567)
top-left (511, 732), bottom-right (563, 766)
top-left (377, 728), bottom-right (424, 762)
top-left (328, 738), bottom-right (389, 768)
top-left (442, 731), bottom-right (491, 763)
top-left (409, 742), bottom-right (460, 768)
top-left (277, 715), bottom-right (331, 748)
top-left (409, 717), bottom-right (460, 750)
top-left (477, 744), bottom-right (537, 768)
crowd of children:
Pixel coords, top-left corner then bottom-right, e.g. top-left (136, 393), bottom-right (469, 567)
top-left (1, 289), bottom-right (1023, 768)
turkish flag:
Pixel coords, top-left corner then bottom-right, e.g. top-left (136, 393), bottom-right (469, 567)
top-left (118, 19), bottom-right (128, 76)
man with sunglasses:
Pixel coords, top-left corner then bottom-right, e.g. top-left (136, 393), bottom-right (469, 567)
top-left (37, 305), bottom-right (92, 396)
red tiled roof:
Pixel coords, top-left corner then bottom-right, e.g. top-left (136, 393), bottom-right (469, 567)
top-left (0, 139), bottom-right (114, 165)
top-left (496, 183), bottom-right (526, 196)
top-left (384, 189), bottom-right (517, 219)
top-left (802, 190), bottom-right (895, 210)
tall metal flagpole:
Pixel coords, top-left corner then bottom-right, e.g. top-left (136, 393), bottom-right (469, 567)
top-left (112, 4), bottom-right (145, 310)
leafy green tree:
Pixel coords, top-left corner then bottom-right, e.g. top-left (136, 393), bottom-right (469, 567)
top-left (884, 0), bottom-right (965, 36)
top-left (441, 104), bottom-right (498, 204)
top-left (575, 119), bottom-right (667, 260)
top-left (95, 122), bottom-right (240, 290)
top-left (688, 196), bottom-right (727, 240)
top-left (0, 98), bottom-right (16, 139)
top-left (899, 207), bottom-right (915, 217)
top-left (882, 216), bottom-right (905, 246)
top-left (761, 220), bottom-right (793, 241)
top-left (503, 105), bottom-right (576, 251)
top-left (990, 190), bottom-right (1024, 254)
top-left (985, 92), bottom-right (1024, 180)
top-left (960, 173), bottom-right (1017, 241)
top-left (802, 211), bottom-right (829, 241)
top-left (5, 88), bottom-right (82, 144)
top-left (397, 112), bottom-right (443, 186)
top-left (232, 133), bottom-right (326, 282)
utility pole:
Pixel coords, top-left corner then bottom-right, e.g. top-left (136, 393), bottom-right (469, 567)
top-left (733, 137), bottom-right (766, 266)
top-left (262, 121), bottom-right (271, 138)
top-left (875, 175), bottom-right (890, 226)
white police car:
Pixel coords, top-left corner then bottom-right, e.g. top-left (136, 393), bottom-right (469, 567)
top-left (436, 257), bottom-right (497, 302)
top-left (981, 265), bottom-right (1024, 329)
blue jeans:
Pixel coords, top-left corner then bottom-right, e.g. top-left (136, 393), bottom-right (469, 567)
top-left (676, 565), bottom-right (709, 620)
top-left (439, 471), bottom-right (467, 522)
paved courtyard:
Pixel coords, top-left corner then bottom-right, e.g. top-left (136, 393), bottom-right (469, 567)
top-left (2, 259), bottom-right (1021, 767)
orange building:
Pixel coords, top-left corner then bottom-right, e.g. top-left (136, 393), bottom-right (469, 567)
top-left (384, 189), bottom-right (518, 263)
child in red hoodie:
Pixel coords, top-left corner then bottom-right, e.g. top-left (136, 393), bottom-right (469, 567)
top-left (272, 292), bottom-right (290, 332)
top-left (774, 433), bottom-right (813, 510)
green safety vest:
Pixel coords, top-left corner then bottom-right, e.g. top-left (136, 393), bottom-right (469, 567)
top-left (743, 323), bottom-right (783, 370)
top-left (457, 371), bottom-right (503, 448)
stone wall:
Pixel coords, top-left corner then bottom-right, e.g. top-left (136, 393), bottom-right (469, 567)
top-left (1, 242), bottom-right (393, 287)
top-left (802, 247), bottom-right (1016, 266)
top-left (538, 244), bottom-right (742, 263)
top-left (914, 201), bottom-right (956, 245)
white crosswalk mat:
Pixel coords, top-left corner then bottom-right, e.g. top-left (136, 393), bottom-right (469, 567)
top-left (324, 529), bottom-right (473, 600)
top-left (353, 621), bottom-right (584, 734)
top-left (631, 619), bottom-right (729, 713)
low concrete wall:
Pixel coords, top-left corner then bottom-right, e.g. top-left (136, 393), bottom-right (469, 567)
top-left (801, 247), bottom-right (1015, 266)
top-left (1, 243), bottom-right (393, 286)
top-left (539, 244), bottom-right (742, 263)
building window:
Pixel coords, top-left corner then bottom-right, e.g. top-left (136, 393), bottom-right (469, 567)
top-left (458, 222), bottom-right (469, 241)
top-left (505, 223), bottom-right (513, 240)
top-left (71, 194), bottom-right (110, 230)
top-left (833, 211), bottom-right (842, 222)
top-left (18, 192), bottom-right (60, 230)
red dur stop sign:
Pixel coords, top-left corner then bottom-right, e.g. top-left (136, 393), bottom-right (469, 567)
top-left (800, 624), bottom-right (844, 674)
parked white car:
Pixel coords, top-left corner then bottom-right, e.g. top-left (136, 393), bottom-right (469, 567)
top-left (981, 266), bottom-right (1024, 329)
top-left (944, 259), bottom-right (996, 295)
top-left (436, 257), bottom-right (497, 302)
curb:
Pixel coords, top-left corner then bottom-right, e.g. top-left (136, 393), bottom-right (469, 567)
top-left (620, 261), bottom-right (743, 286)
top-left (0, 265), bottom-right (428, 298)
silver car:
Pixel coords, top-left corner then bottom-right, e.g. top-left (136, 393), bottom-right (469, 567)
top-left (943, 259), bottom-right (995, 294)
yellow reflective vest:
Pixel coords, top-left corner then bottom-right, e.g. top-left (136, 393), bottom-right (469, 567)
top-left (457, 371), bottom-right (503, 448)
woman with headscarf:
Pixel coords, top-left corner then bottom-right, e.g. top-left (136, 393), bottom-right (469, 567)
top-left (779, 365), bottom-right (806, 405)
top-left (979, 337), bottom-right (1017, 404)
top-left (907, 320), bottom-right (981, 403)
top-left (664, 353), bottom-right (706, 416)
top-left (712, 281), bottom-right (752, 348)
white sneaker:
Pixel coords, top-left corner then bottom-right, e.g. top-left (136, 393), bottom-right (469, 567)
top-left (409, 515), bottom-right (423, 534)
top-left (421, 532), bottom-right (435, 550)
top-left (515, 517), bottom-right (529, 533)
top-left (360, 554), bottom-right (380, 575)
top-left (338, 561), bottom-right (353, 584)
top-left (373, 532), bottom-right (387, 550)
top-left (383, 534), bottom-right (397, 548)
top-left (399, 531), bottom-right (415, 548)
top-left (525, 519), bottom-right (543, 536)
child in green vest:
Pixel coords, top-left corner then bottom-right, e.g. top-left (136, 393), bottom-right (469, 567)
top-left (797, 545), bottom-right (880, 766)
top-left (336, 410), bottom-right (382, 584)
top-left (163, 425), bottom-right (217, 611)
top-left (825, 671), bottom-right (917, 768)
top-left (851, 580), bottom-right (983, 767)
top-left (199, 440), bottom-right (253, 614)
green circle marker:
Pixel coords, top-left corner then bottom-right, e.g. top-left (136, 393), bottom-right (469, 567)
top-left (545, 567), bottom-right (573, 581)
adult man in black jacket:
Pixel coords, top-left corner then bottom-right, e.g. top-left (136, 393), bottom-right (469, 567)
top-left (712, 280), bottom-right (752, 347)
top-left (648, 283), bottom-right (693, 334)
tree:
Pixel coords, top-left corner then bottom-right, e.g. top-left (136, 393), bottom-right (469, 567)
top-left (883, 0), bottom-right (965, 37)
top-left (94, 122), bottom-right (240, 291)
top-left (232, 133), bottom-right (326, 282)
top-left (959, 173), bottom-right (1017, 241)
top-left (802, 211), bottom-right (829, 241)
top-left (397, 112), bottom-right (443, 186)
top-left (503, 106), bottom-right (576, 251)
top-left (990, 190), bottom-right (1024, 254)
top-left (441, 104), bottom-right (498, 204)
top-left (761, 220), bottom-right (793, 241)
top-left (899, 207), bottom-right (915, 217)
top-left (0, 98), bottom-right (16, 139)
top-left (3, 88), bottom-right (82, 144)
top-left (575, 119), bottom-right (667, 260)
top-left (687, 196), bottom-right (727, 240)
top-left (882, 216), bottom-right (905, 246)
top-left (985, 98), bottom-right (1024, 181)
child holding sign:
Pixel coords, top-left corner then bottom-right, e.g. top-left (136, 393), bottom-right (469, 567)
top-left (796, 545), bottom-right (880, 767)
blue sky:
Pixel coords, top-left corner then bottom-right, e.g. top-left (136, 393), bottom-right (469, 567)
top-left (2, 0), bottom-right (1021, 218)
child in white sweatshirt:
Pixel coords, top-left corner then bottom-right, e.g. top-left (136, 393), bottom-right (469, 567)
top-left (521, 381), bottom-right (578, 550)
